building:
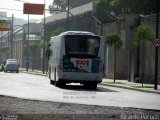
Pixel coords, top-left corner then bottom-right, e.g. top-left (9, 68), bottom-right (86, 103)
top-left (0, 11), bottom-right (8, 61)
top-left (0, 23), bottom-right (42, 69)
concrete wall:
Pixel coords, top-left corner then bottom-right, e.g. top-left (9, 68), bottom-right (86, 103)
top-left (102, 14), bottom-right (159, 84)
top-left (103, 21), bottom-right (129, 79)
top-left (120, 15), bottom-right (140, 50)
top-left (44, 2), bottom-right (94, 24)
top-left (45, 11), bottom-right (99, 42)
top-left (139, 16), bottom-right (160, 83)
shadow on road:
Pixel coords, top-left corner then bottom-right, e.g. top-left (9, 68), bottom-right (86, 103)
top-left (59, 84), bottom-right (119, 93)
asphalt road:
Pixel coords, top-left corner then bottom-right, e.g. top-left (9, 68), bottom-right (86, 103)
top-left (0, 72), bottom-right (160, 110)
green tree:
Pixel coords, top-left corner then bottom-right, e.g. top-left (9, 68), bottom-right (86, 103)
top-left (0, 47), bottom-right (9, 52)
top-left (96, 0), bottom-right (156, 15)
top-left (49, 0), bottom-right (93, 14)
top-left (39, 41), bottom-right (45, 49)
top-left (133, 26), bottom-right (155, 46)
top-left (105, 33), bottom-right (123, 82)
top-left (30, 43), bottom-right (40, 71)
top-left (52, 27), bottom-right (65, 36)
top-left (133, 25), bottom-right (155, 86)
top-left (0, 47), bottom-right (10, 59)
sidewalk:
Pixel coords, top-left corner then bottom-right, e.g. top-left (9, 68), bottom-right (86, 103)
top-left (19, 68), bottom-right (48, 77)
top-left (20, 68), bottom-right (160, 94)
top-left (102, 78), bottom-right (160, 94)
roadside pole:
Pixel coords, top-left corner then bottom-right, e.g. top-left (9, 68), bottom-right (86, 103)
top-left (67, 0), bottom-right (70, 30)
top-left (10, 14), bottom-right (14, 58)
top-left (26, 14), bottom-right (29, 72)
top-left (154, 0), bottom-right (160, 90)
top-left (42, 0), bottom-right (46, 74)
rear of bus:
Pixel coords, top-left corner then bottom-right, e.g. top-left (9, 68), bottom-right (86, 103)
top-left (58, 33), bottom-right (104, 88)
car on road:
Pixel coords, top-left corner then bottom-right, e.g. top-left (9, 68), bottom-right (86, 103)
top-left (4, 59), bottom-right (19, 73)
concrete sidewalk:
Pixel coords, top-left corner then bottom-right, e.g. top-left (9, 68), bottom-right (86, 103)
top-left (20, 68), bottom-right (160, 94)
top-left (102, 78), bottom-right (160, 94)
top-left (20, 68), bottom-right (48, 76)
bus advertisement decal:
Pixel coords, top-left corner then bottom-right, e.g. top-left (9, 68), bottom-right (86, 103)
top-left (63, 57), bottom-right (92, 73)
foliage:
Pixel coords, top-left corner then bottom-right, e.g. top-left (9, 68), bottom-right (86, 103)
top-left (0, 47), bottom-right (9, 52)
top-left (30, 43), bottom-right (40, 53)
top-left (103, 82), bottom-right (126, 84)
top-left (133, 25), bottom-right (155, 46)
top-left (49, 0), bottom-right (66, 14)
top-left (52, 27), bottom-right (65, 36)
top-left (131, 85), bottom-right (154, 88)
top-left (49, 0), bottom-right (93, 14)
top-left (105, 33), bottom-right (123, 49)
top-left (30, 42), bottom-right (43, 71)
top-left (39, 41), bottom-right (45, 49)
top-left (96, 0), bottom-right (156, 15)
top-left (40, 34), bottom-right (44, 40)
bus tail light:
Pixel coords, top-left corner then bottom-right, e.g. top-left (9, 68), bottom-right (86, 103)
top-left (99, 62), bottom-right (104, 73)
top-left (58, 59), bottom-right (63, 71)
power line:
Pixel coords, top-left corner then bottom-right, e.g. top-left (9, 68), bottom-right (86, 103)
top-left (0, 8), bottom-right (22, 12)
top-left (0, 15), bottom-right (7, 18)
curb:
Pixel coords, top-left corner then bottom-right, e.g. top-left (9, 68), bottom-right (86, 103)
top-left (20, 70), bottom-right (48, 77)
top-left (100, 83), bottom-right (160, 95)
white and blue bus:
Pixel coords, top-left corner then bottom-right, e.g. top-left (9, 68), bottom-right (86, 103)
top-left (48, 31), bottom-right (104, 89)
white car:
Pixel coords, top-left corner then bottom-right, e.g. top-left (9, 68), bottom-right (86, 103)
top-left (4, 59), bottom-right (19, 73)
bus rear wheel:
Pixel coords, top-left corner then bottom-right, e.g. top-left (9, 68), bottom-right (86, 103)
top-left (83, 83), bottom-right (97, 90)
top-left (91, 83), bottom-right (97, 89)
top-left (50, 80), bottom-right (55, 85)
top-left (56, 80), bottom-right (66, 88)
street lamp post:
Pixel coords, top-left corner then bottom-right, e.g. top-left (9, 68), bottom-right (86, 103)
top-left (26, 14), bottom-right (29, 71)
top-left (67, 0), bottom-right (70, 30)
top-left (154, 0), bottom-right (160, 90)
top-left (10, 14), bottom-right (14, 58)
top-left (42, 0), bottom-right (46, 74)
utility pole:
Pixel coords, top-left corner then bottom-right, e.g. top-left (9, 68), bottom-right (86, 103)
top-left (26, 14), bottom-right (29, 71)
top-left (67, 0), bottom-right (70, 30)
top-left (42, 0), bottom-right (46, 74)
top-left (10, 14), bottom-right (14, 58)
top-left (154, 0), bottom-right (160, 90)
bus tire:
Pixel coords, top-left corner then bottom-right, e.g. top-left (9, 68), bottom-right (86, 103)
top-left (84, 83), bottom-right (97, 90)
top-left (83, 83), bottom-right (90, 89)
top-left (59, 80), bottom-right (66, 87)
top-left (50, 80), bottom-right (55, 85)
top-left (91, 83), bottom-right (97, 89)
top-left (55, 81), bottom-right (58, 87)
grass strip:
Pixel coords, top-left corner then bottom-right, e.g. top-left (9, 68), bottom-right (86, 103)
top-left (131, 85), bottom-right (154, 88)
top-left (103, 82), bottom-right (126, 84)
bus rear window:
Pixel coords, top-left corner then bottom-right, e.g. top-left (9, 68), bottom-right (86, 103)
top-left (65, 35), bottom-right (100, 57)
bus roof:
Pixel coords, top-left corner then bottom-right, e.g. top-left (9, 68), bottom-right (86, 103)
top-left (60, 31), bottom-right (95, 36)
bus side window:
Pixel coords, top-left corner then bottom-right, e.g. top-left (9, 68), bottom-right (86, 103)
top-left (94, 47), bottom-right (99, 53)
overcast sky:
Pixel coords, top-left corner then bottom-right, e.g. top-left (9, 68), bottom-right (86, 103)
top-left (0, 0), bottom-right (53, 20)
